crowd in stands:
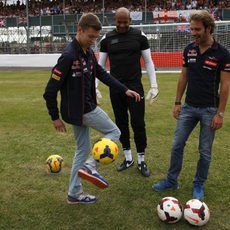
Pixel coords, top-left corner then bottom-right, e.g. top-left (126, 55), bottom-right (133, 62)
top-left (0, 0), bottom-right (229, 17)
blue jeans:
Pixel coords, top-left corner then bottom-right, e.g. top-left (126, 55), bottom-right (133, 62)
top-left (68, 106), bottom-right (121, 196)
top-left (167, 103), bottom-right (217, 186)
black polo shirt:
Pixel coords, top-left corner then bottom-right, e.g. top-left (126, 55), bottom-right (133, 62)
top-left (183, 40), bottom-right (230, 107)
top-left (100, 27), bottom-right (149, 86)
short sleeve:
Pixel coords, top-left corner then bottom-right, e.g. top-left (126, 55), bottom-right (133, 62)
top-left (182, 48), bottom-right (188, 67)
top-left (100, 35), bottom-right (108, 53)
top-left (140, 31), bottom-right (150, 51)
top-left (220, 50), bottom-right (230, 72)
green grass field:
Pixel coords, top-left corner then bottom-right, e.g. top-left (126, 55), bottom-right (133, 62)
top-left (0, 70), bottom-right (229, 230)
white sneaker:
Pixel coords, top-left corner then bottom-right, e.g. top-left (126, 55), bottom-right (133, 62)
top-left (67, 192), bottom-right (96, 204)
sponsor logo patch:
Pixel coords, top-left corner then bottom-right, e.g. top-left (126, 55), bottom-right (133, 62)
top-left (204, 60), bottom-right (217, 67)
top-left (72, 60), bottom-right (81, 70)
top-left (208, 56), bottom-right (218, 61)
top-left (188, 58), bottom-right (196, 63)
top-left (51, 73), bottom-right (61, 81)
top-left (72, 72), bottom-right (82, 77)
top-left (203, 66), bottom-right (212, 70)
top-left (110, 38), bottom-right (119, 45)
top-left (53, 68), bottom-right (62, 75)
top-left (188, 49), bottom-right (197, 57)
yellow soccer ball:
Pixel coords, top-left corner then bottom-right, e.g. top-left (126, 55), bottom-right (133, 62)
top-left (92, 138), bottom-right (118, 165)
top-left (45, 154), bottom-right (64, 173)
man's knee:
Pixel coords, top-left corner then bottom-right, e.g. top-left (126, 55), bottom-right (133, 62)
top-left (113, 128), bottom-right (121, 141)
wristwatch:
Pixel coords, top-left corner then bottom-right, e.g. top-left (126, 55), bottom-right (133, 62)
top-left (217, 112), bottom-right (224, 118)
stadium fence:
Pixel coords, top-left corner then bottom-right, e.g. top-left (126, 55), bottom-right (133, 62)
top-left (0, 21), bottom-right (229, 72)
top-left (96, 21), bottom-right (230, 72)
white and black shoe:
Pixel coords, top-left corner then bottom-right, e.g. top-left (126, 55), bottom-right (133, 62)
top-left (117, 159), bottom-right (134, 171)
top-left (138, 162), bottom-right (150, 177)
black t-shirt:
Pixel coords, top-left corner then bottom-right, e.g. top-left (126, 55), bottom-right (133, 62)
top-left (100, 27), bottom-right (149, 85)
top-left (183, 40), bottom-right (230, 107)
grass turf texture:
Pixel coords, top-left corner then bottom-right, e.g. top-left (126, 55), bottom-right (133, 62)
top-left (0, 70), bottom-right (229, 230)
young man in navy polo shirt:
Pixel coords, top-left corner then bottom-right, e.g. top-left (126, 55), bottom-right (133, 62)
top-left (152, 10), bottom-right (230, 199)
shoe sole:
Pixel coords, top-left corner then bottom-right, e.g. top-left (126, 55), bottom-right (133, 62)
top-left (78, 169), bottom-right (109, 189)
top-left (67, 199), bottom-right (96, 204)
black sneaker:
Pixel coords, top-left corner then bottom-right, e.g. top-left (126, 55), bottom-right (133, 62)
top-left (138, 162), bottom-right (150, 177)
top-left (117, 159), bottom-right (134, 171)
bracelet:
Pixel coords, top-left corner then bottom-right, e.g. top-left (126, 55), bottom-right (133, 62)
top-left (175, 101), bottom-right (181, 105)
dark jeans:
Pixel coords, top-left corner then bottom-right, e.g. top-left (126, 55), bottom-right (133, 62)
top-left (110, 86), bottom-right (147, 153)
top-left (167, 103), bottom-right (217, 186)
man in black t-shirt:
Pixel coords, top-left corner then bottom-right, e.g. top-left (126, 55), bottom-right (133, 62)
top-left (98, 7), bottom-right (159, 177)
top-left (153, 10), bottom-right (230, 200)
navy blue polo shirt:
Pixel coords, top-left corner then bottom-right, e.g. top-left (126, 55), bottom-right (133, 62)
top-left (183, 40), bottom-right (230, 107)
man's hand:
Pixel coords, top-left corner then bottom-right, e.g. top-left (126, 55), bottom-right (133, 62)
top-left (211, 115), bottom-right (223, 130)
top-left (53, 119), bottom-right (66, 132)
top-left (173, 105), bottom-right (181, 119)
top-left (146, 87), bottom-right (159, 105)
top-left (125, 89), bottom-right (141, 102)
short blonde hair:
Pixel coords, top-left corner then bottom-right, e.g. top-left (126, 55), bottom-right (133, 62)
top-left (189, 10), bottom-right (215, 34)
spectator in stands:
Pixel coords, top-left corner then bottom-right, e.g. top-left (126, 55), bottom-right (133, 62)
top-left (97, 7), bottom-right (158, 177)
top-left (43, 13), bottom-right (140, 204)
top-left (152, 10), bottom-right (230, 200)
top-left (191, 0), bottom-right (198, 9)
top-left (186, 1), bottom-right (192, 10)
top-left (0, 0), bottom-right (228, 18)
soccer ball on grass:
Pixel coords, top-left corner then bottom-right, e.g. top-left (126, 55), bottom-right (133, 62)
top-left (92, 138), bottom-right (118, 164)
top-left (45, 154), bottom-right (64, 173)
top-left (157, 197), bottom-right (183, 224)
top-left (184, 199), bottom-right (210, 226)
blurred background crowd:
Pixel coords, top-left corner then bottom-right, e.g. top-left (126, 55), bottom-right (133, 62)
top-left (0, 0), bottom-right (229, 17)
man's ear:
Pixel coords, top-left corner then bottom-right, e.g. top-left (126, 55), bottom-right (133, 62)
top-left (77, 26), bottom-right (84, 33)
top-left (206, 25), bottom-right (211, 33)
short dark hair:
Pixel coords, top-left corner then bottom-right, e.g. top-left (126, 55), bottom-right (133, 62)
top-left (78, 13), bottom-right (102, 31)
top-left (189, 10), bottom-right (215, 34)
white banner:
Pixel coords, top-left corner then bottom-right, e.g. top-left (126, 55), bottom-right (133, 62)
top-left (130, 11), bottom-right (143, 21)
top-left (152, 10), bottom-right (197, 22)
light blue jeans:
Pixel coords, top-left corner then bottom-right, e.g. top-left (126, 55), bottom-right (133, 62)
top-left (167, 103), bottom-right (217, 187)
top-left (68, 106), bottom-right (121, 196)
